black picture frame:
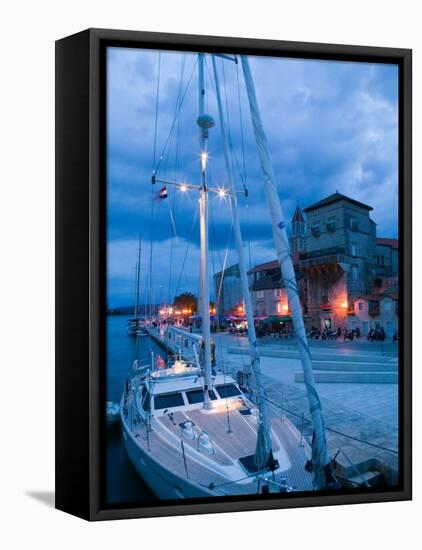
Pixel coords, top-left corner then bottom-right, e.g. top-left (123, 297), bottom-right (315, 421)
top-left (55, 28), bottom-right (412, 521)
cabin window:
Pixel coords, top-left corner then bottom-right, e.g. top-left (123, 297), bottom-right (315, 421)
top-left (141, 385), bottom-right (151, 412)
top-left (185, 389), bottom-right (217, 404)
top-left (215, 384), bottom-right (242, 399)
top-left (154, 392), bottom-right (184, 410)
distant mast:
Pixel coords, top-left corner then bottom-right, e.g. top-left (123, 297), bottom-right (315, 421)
top-left (241, 55), bottom-right (330, 488)
top-left (134, 233), bottom-right (142, 320)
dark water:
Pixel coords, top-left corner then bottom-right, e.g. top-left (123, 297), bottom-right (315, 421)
top-left (106, 316), bottom-right (163, 504)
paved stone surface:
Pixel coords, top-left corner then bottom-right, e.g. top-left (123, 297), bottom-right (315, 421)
top-left (213, 332), bottom-right (399, 483)
top-left (147, 328), bottom-right (399, 484)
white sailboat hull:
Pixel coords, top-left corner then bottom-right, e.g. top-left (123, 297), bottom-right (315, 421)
top-left (121, 419), bottom-right (212, 499)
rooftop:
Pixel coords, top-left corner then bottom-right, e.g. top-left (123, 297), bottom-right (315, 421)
top-left (213, 263), bottom-right (240, 279)
top-left (303, 192), bottom-right (373, 213)
top-left (377, 238), bottom-right (399, 249)
top-left (292, 204), bottom-right (305, 223)
top-left (247, 259), bottom-right (279, 274)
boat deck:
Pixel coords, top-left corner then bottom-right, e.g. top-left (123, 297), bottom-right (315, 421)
top-left (123, 391), bottom-right (314, 497)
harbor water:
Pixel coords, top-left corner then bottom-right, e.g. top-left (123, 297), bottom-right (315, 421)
top-left (106, 315), bottom-right (161, 504)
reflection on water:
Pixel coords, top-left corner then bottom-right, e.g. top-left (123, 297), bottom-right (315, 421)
top-left (106, 316), bottom-right (163, 504)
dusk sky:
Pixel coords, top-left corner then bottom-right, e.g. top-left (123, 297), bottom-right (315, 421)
top-left (107, 47), bottom-right (398, 308)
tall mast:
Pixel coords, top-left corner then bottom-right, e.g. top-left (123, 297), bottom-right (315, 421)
top-left (241, 55), bottom-right (330, 488)
top-left (198, 53), bottom-right (213, 410)
top-left (211, 56), bottom-right (272, 458)
top-left (135, 233), bottom-right (142, 320)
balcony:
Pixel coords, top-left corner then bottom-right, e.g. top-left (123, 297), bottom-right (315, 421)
top-left (299, 247), bottom-right (346, 271)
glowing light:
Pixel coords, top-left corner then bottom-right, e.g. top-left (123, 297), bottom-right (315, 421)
top-left (200, 151), bottom-right (208, 172)
top-left (212, 399), bottom-right (243, 413)
top-left (217, 187), bottom-right (227, 199)
top-left (341, 301), bottom-right (348, 309)
top-left (282, 304), bottom-right (288, 312)
top-left (180, 183), bottom-right (188, 193)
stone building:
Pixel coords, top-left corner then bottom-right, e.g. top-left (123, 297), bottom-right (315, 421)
top-left (375, 238), bottom-right (399, 279)
top-left (247, 260), bottom-right (290, 317)
top-left (298, 192), bottom-right (398, 333)
top-left (212, 192), bottom-right (398, 337)
top-left (348, 291), bottom-right (398, 338)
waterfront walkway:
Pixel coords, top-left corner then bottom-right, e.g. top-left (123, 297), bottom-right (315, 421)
top-left (145, 325), bottom-right (399, 483)
top-left (213, 332), bottom-right (398, 484)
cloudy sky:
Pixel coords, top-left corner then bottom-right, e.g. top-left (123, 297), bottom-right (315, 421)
top-left (107, 46), bottom-right (398, 308)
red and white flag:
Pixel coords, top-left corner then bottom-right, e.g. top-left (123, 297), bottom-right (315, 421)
top-left (155, 186), bottom-right (168, 200)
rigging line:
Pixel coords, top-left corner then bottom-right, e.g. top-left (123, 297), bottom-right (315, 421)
top-left (236, 61), bottom-right (252, 268)
top-left (260, 393), bottom-right (399, 455)
top-left (221, 59), bottom-right (237, 189)
top-left (172, 205), bottom-right (200, 303)
top-left (166, 196), bottom-right (179, 240)
top-left (149, 51), bottom-right (162, 320)
top-left (154, 58), bottom-right (198, 175)
top-left (152, 51), bottom-right (162, 170)
top-left (169, 55), bottom-right (187, 304)
top-left (204, 59), bottom-right (239, 187)
top-left (209, 197), bottom-right (233, 310)
top-left (205, 57), bottom-right (249, 191)
top-left (236, 62), bottom-right (247, 187)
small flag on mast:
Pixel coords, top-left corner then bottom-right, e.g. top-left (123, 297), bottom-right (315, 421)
top-left (156, 186), bottom-right (168, 200)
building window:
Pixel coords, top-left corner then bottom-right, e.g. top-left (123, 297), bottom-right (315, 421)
top-left (384, 300), bottom-right (392, 311)
top-left (311, 223), bottom-right (321, 238)
top-left (350, 243), bottom-right (357, 257)
top-left (349, 216), bottom-right (359, 232)
top-left (326, 216), bottom-right (336, 233)
top-left (256, 290), bottom-right (264, 299)
top-left (358, 301), bottom-right (363, 311)
top-left (351, 265), bottom-right (358, 282)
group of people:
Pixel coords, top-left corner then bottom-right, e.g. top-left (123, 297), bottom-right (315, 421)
top-left (308, 324), bottom-right (397, 342)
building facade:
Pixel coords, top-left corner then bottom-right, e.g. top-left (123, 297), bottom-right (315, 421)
top-left (248, 260), bottom-right (290, 317)
top-left (298, 192), bottom-right (398, 334)
top-left (212, 193), bottom-right (398, 337)
top-left (213, 263), bottom-right (243, 315)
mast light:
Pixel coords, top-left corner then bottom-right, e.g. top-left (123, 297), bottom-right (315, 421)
top-left (200, 151), bottom-right (208, 172)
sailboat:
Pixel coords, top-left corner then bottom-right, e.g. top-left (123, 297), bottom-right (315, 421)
top-left (120, 52), bottom-right (332, 499)
top-left (127, 233), bottom-right (148, 337)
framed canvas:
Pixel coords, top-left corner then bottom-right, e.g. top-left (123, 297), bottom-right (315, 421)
top-left (55, 28), bottom-right (412, 521)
